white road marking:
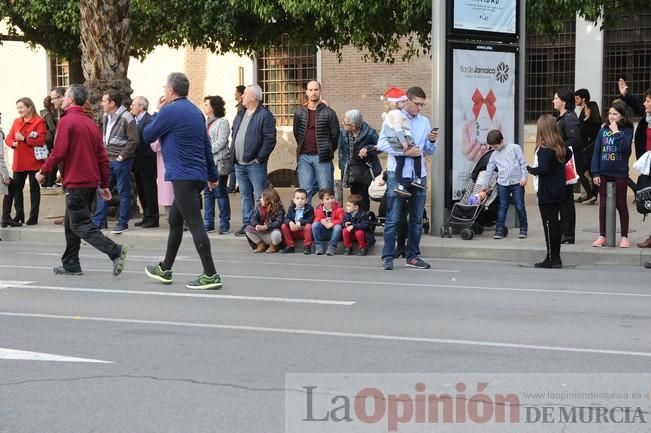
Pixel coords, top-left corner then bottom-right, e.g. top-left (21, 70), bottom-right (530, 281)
top-left (0, 280), bottom-right (33, 289)
top-left (0, 347), bottom-right (111, 363)
top-left (1, 312), bottom-right (650, 358)
top-left (16, 252), bottom-right (460, 273)
top-left (0, 265), bottom-right (648, 298)
top-left (3, 283), bottom-right (356, 306)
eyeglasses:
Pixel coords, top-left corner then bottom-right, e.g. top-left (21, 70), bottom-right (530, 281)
top-left (409, 100), bottom-right (426, 107)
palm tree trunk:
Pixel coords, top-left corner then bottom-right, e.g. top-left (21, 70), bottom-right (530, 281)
top-left (79, 0), bottom-right (133, 116)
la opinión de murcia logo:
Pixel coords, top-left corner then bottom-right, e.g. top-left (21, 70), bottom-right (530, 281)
top-left (496, 62), bottom-right (509, 83)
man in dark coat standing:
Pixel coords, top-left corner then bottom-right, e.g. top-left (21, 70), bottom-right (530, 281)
top-left (130, 96), bottom-right (159, 228)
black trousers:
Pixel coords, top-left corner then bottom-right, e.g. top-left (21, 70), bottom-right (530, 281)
top-left (62, 188), bottom-right (121, 271)
top-left (349, 182), bottom-right (370, 212)
top-left (539, 203), bottom-right (562, 261)
top-left (162, 180), bottom-right (216, 276)
top-left (134, 157), bottom-right (159, 222)
top-left (559, 185), bottom-right (575, 239)
top-left (4, 170), bottom-right (40, 223)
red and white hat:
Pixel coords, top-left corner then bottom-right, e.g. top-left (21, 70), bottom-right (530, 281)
top-left (381, 87), bottom-right (407, 102)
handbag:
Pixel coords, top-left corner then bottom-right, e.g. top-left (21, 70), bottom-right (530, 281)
top-left (635, 174), bottom-right (651, 217)
top-left (33, 145), bottom-right (49, 161)
top-left (564, 146), bottom-right (579, 185)
top-left (368, 173), bottom-right (387, 199)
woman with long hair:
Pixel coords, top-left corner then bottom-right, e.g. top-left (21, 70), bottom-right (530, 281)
top-left (527, 114), bottom-right (572, 268)
top-left (590, 100), bottom-right (634, 248)
top-left (577, 100), bottom-right (603, 204)
top-left (3, 97), bottom-right (46, 226)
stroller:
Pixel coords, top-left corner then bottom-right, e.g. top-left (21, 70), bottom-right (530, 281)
top-left (369, 172), bottom-right (430, 235)
top-left (441, 150), bottom-right (499, 240)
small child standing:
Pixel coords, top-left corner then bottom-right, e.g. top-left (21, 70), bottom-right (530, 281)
top-left (381, 87), bottom-right (425, 198)
top-left (246, 186), bottom-right (285, 253)
top-left (311, 187), bottom-right (344, 256)
top-left (484, 129), bottom-right (528, 239)
top-left (280, 188), bottom-right (315, 254)
top-left (342, 194), bottom-right (374, 256)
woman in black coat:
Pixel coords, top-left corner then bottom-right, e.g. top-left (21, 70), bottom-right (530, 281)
top-left (340, 109), bottom-right (381, 211)
top-left (528, 114), bottom-right (573, 268)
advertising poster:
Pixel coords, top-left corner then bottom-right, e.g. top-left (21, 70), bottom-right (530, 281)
top-left (454, 0), bottom-right (517, 34)
top-left (451, 47), bottom-right (516, 200)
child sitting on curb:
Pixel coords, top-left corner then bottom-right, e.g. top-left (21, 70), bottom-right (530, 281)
top-left (280, 188), bottom-right (315, 254)
top-left (246, 186), bottom-right (285, 253)
top-left (342, 194), bottom-right (374, 256)
top-left (312, 187), bottom-right (344, 256)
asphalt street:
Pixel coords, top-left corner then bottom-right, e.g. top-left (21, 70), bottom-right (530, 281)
top-left (1, 238), bottom-right (650, 433)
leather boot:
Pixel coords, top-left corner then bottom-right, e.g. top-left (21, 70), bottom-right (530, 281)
top-left (266, 243), bottom-right (279, 253)
top-left (637, 236), bottom-right (651, 248)
top-left (254, 241), bottom-right (267, 253)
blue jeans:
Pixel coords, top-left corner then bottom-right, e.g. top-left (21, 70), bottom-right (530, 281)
top-left (312, 222), bottom-right (342, 249)
top-left (94, 158), bottom-right (134, 227)
top-left (382, 172), bottom-right (427, 260)
top-left (298, 154), bottom-right (334, 202)
top-left (204, 175), bottom-right (231, 231)
top-left (496, 183), bottom-right (528, 234)
top-left (234, 161), bottom-right (268, 225)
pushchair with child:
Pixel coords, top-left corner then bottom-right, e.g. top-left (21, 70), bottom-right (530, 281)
top-left (440, 150), bottom-right (499, 240)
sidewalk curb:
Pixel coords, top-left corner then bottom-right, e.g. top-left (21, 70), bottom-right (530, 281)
top-left (3, 226), bottom-right (649, 267)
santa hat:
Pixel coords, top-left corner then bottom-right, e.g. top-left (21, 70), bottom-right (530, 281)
top-left (381, 87), bottom-right (407, 102)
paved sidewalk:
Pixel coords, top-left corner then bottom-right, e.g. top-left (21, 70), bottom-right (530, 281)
top-left (2, 187), bottom-right (650, 266)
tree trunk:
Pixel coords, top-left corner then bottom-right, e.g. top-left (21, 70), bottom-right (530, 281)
top-left (79, 0), bottom-right (133, 116)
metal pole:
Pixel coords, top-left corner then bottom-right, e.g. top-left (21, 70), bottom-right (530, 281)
top-left (606, 181), bottom-right (616, 247)
top-left (430, 0), bottom-right (446, 234)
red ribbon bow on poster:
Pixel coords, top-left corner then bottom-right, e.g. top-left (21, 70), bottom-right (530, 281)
top-left (471, 88), bottom-right (497, 120)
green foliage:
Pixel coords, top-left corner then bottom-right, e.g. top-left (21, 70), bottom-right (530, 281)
top-left (0, 0), bottom-right (647, 65)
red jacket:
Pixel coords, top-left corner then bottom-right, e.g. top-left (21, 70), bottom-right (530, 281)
top-left (314, 201), bottom-right (344, 225)
top-left (4, 115), bottom-right (46, 172)
top-left (40, 106), bottom-right (110, 189)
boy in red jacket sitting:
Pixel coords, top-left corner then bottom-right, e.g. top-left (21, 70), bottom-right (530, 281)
top-left (311, 187), bottom-right (344, 256)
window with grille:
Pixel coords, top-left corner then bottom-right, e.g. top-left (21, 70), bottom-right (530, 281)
top-left (49, 57), bottom-right (70, 88)
top-left (603, 14), bottom-right (651, 116)
top-left (525, 21), bottom-right (576, 122)
top-left (257, 35), bottom-right (317, 126)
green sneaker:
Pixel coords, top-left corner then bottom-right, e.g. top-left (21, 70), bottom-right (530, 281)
top-left (112, 245), bottom-right (128, 276)
top-left (186, 273), bottom-right (222, 290)
top-left (145, 263), bottom-right (173, 284)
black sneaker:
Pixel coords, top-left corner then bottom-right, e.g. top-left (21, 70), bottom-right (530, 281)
top-left (145, 263), bottom-right (173, 284)
top-left (204, 226), bottom-right (215, 233)
top-left (382, 257), bottom-right (394, 270)
top-left (406, 256), bottom-right (431, 269)
top-left (393, 184), bottom-right (412, 198)
top-left (343, 248), bottom-right (352, 255)
top-left (358, 248), bottom-right (368, 256)
top-left (111, 224), bottom-right (129, 234)
top-left (53, 266), bottom-right (83, 276)
top-left (280, 246), bottom-right (295, 254)
top-left (303, 245), bottom-right (312, 255)
top-left (112, 245), bottom-right (128, 276)
top-left (186, 273), bottom-right (222, 290)
top-left (410, 178), bottom-right (426, 190)
top-left (234, 225), bottom-right (246, 237)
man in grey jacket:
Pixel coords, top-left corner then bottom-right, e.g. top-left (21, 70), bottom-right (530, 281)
top-left (93, 89), bottom-right (138, 233)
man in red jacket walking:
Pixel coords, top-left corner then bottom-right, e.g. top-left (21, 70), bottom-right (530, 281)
top-left (36, 84), bottom-right (128, 276)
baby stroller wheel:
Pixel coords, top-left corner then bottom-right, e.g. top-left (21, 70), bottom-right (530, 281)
top-left (461, 228), bottom-right (474, 240)
top-left (446, 227), bottom-right (452, 238)
top-left (440, 227), bottom-right (445, 238)
top-left (472, 223), bottom-right (484, 235)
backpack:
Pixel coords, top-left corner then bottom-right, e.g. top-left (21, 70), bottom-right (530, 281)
top-left (636, 174), bottom-right (651, 218)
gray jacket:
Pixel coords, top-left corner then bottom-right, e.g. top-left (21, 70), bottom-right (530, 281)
top-left (0, 128), bottom-right (10, 195)
top-left (102, 106), bottom-right (138, 161)
top-left (207, 116), bottom-right (233, 176)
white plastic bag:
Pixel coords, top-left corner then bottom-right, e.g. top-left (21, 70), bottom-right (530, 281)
top-left (633, 150), bottom-right (651, 175)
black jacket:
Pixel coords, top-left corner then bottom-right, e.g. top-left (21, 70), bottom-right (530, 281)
top-left (529, 147), bottom-right (573, 205)
top-left (283, 202), bottom-right (315, 226)
top-left (621, 93), bottom-right (648, 159)
top-left (339, 122), bottom-right (382, 185)
top-left (135, 112), bottom-right (156, 162)
top-left (556, 110), bottom-right (581, 150)
top-left (343, 210), bottom-right (371, 232)
top-left (293, 103), bottom-right (340, 163)
top-left (231, 104), bottom-right (277, 164)
top-left (248, 205), bottom-right (285, 231)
